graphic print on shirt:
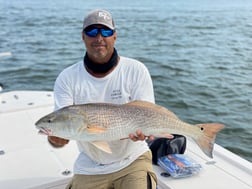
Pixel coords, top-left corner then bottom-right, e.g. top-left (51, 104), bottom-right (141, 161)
top-left (111, 89), bottom-right (122, 100)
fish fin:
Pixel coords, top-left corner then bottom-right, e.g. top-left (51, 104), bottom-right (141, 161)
top-left (194, 123), bottom-right (225, 158)
top-left (154, 133), bottom-right (174, 139)
top-left (125, 101), bottom-right (178, 119)
top-left (86, 125), bottom-right (107, 133)
top-left (90, 141), bottom-right (112, 153)
top-left (120, 137), bottom-right (130, 140)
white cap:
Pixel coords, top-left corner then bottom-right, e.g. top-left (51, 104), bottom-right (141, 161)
top-left (83, 9), bottom-right (115, 30)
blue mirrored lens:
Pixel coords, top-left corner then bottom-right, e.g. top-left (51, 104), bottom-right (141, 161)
top-left (85, 28), bottom-right (98, 37)
top-left (100, 29), bottom-right (114, 37)
top-left (85, 28), bottom-right (114, 37)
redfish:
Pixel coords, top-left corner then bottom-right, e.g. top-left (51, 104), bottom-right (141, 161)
top-left (35, 101), bottom-right (224, 158)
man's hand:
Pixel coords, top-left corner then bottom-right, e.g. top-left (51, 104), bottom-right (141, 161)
top-left (128, 129), bottom-right (152, 141)
top-left (48, 136), bottom-right (69, 147)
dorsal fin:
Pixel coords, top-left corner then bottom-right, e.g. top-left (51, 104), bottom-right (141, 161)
top-left (125, 101), bottom-right (178, 119)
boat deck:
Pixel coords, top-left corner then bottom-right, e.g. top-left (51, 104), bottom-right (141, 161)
top-left (0, 91), bottom-right (251, 189)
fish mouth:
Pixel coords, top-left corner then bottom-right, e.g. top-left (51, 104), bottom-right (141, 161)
top-left (37, 127), bottom-right (53, 136)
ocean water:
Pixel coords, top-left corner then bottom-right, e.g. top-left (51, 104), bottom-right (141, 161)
top-left (0, 0), bottom-right (252, 162)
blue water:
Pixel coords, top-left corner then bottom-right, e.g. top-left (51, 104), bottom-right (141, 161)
top-left (0, 0), bottom-right (252, 162)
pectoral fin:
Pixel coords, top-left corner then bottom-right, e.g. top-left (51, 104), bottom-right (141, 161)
top-left (90, 141), bottom-right (112, 154)
top-left (86, 125), bottom-right (107, 133)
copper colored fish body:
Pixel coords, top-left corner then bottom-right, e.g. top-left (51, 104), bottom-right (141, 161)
top-left (35, 101), bottom-right (225, 158)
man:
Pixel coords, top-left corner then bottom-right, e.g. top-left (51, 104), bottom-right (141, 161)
top-left (48, 9), bottom-right (157, 189)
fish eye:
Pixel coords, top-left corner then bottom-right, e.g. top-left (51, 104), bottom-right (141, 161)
top-left (47, 119), bottom-right (52, 123)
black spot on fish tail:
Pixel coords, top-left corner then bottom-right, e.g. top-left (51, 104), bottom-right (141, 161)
top-left (193, 123), bottom-right (225, 158)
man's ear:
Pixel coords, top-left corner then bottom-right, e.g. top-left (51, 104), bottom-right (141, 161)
top-left (113, 32), bottom-right (117, 41)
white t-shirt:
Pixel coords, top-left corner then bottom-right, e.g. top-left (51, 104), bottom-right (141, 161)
top-left (54, 56), bottom-right (155, 174)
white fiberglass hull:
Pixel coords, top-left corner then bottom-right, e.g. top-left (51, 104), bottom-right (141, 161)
top-left (0, 91), bottom-right (251, 189)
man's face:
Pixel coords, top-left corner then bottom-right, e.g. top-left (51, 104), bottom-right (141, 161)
top-left (82, 24), bottom-right (117, 64)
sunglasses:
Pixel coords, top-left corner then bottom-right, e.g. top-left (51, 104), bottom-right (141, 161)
top-left (84, 28), bottom-right (114, 37)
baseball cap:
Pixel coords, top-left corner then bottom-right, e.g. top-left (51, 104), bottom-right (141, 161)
top-left (83, 9), bottom-right (115, 30)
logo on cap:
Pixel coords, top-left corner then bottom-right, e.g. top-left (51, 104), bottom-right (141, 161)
top-left (98, 11), bottom-right (111, 21)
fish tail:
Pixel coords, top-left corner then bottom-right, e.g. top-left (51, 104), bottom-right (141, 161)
top-left (193, 123), bottom-right (225, 158)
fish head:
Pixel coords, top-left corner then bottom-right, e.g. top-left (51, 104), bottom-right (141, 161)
top-left (35, 106), bottom-right (88, 139)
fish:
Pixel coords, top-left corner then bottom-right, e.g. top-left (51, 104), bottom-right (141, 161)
top-left (35, 100), bottom-right (225, 158)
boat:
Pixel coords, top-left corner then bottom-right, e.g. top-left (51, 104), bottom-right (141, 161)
top-left (1, 90), bottom-right (252, 189)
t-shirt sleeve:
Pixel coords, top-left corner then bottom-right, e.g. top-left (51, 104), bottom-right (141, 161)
top-left (53, 71), bottom-right (74, 110)
top-left (130, 63), bottom-right (155, 103)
